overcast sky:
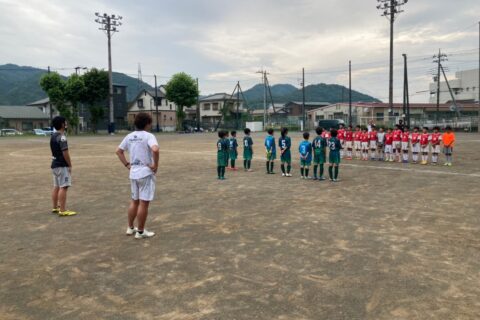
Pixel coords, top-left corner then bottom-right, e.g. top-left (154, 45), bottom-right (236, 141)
top-left (1, 0), bottom-right (479, 102)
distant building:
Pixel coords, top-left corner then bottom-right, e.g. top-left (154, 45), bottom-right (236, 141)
top-left (0, 105), bottom-right (50, 131)
top-left (127, 87), bottom-right (177, 132)
top-left (186, 93), bottom-right (244, 128)
top-left (284, 101), bottom-right (331, 119)
top-left (429, 68), bottom-right (479, 104)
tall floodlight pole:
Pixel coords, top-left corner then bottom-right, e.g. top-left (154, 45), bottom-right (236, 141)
top-left (377, 0), bottom-right (408, 118)
top-left (302, 67), bottom-right (306, 129)
top-left (95, 12), bottom-right (122, 134)
top-left (478, 21), bottom-right (480, 132)
top-left (349, 61), bottom-right (352, 126)
top-left (402, 54), bottom-right (410, 128)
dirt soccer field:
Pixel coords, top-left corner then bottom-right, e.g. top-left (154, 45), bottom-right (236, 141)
top-left (0, 131), bottom-right (479, 320)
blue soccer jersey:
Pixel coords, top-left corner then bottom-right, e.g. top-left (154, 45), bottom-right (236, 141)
top-left (265, 135), bottom-right (276, 154)
top-left (299, 140), bottom-right (312, 162)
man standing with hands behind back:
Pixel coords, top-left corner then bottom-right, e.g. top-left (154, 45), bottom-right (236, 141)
top-left (116, 113), bottom-right (159, 239)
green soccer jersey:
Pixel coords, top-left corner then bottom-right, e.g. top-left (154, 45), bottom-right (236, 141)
top-left (228, 137), bottom-right (238, 160)
top-left (243, 136), bottom-right (253, 160)
top-left (217, 138), bottom-right (229, 166)
top-left (328, 137), bottom-right (342, 164)
top-left (312, 136), bottom-right (327, 164)
top-left (279, 136), bottom-right (292, 163)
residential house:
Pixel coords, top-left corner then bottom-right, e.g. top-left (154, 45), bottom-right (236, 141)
top-left (284, 101), bottom-right (331, 120)
top-left (0, 105), bottom-right (50, 131)
top-left (187, 93), bottom-right (244, 128)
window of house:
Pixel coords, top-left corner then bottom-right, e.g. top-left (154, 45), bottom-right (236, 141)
top-left (203, 103), bottom-right (211, 111)
top-left (163, 115), bottom-right (166, 120)
top-left (115, 87), bottom-right (122, 94)
top-left (212, 103), bottom-right (219, 111)
top-left (170, 117), bottom-right (172, 121)
top-left (376, 112), bottom-right (384, 121)
top-left (466, 87), bottom-right (470, 92)
top-left (137, 99), bottom-right (144, 108)
top-left (170, 104), bottom-right (172, 110)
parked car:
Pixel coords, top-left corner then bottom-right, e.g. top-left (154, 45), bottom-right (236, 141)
top-left (0, 129), bottom-right (23, 136)
top-left (317, 119), bottom-right (345, 130)
top-left (33, 129), bottom-right (47, 136)
top-left (42, 127), bottom-right (54, 135)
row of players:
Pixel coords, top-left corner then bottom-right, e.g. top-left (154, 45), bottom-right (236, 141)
top-left (216, 125), bottom-right (456, 180)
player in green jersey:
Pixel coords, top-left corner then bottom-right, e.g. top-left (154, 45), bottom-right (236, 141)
top-left (217, 130), bottom-right (229, 180)
top-left (328, 129), bottom-right (342, 182)
top-left (228, 130), bottom-right (238, 171)
top-left (278, 127), bottom-right (292, 177)
top-left (243, 128), bottom-right (253, 171)
top-left (312, 127), bottom-right (327, 180)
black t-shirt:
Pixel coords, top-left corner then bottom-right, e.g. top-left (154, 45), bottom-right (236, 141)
top-left (50, 132), bottom-right (69, 168)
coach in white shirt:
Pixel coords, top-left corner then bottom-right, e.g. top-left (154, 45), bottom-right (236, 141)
top-left (116, 112), bottom-right (159, 239)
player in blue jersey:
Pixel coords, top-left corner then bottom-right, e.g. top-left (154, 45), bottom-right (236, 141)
top-left (312, 127), bottom-right (327, 180)
top-left (278, 127), bottom-right (292, 177)
top-left (328, 129), bottom-right (343, 182)
top-left (243, 128), bottom-right (253, 171)
top-left (298, 132), bottom-right (312, 179)
top-left (264, 128), bottom-right (276, 174)
top-left (228, 130), bottom-right (238, 171)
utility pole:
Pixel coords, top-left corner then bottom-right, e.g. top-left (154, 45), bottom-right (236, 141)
top-left (95, 12), bottom-right (122, 134)
top-left (48, 66), bottom-right (53, 130)
top-left (302, 67), bottom-right (305, 130)
top-left (402, 54), bottom-right (410, 128)
top-left (256, 70), bottom-right (267, 128)
top-left (196, 78), bottom-right (200, 131)
top-left (236, 81), bottom-right (240, 130)
top-left (154, 75), bottom-right (159, 132)
top-left (433, 49), bottom-right (448, 123)
top-left (440, 64), bottom-right (460, 118)
top-left (478, 21), bottom-right (480, 132)
top-left (377, 0), bottom-right (408, 119)
top-left (349, 61), bottom-right (352, 126)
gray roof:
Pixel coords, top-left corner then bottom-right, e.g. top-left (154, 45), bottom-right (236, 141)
top-left (200, 93), bottom-right (243, 102)
top-left (0, 106), bottom-right (50, 119)
top-left (287, 101), bottom-right (331, 106)
top-left (27, 97), bottom-right (50, 106)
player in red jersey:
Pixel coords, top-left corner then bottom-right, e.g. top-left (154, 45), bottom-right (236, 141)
top-left (392, 124), bottom-right (402, 162)
top-left (338, 124), bottom-right (346, 158)
top-left (410, 127), bottom-right (421, 164)
top-left (384, 128), bottom-right (394, 161)
top-left (353, 125), bottom-right (361, 159)
top-left (430, 126), bottom-right (442, 165)
top-left (401, 127), bottom-right (410, 163)
top-left (368, 126), bottom-right (378, 160)
top-left (360, 128), bottom-right (369, 160)
top-left (344, 125), bottom-right (354, 159)
top-left (420, 127), bottom-right (430, 165)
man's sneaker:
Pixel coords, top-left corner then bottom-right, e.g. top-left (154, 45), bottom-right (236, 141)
top-left (135, 230), bottom-right (155, 239)
top-left (126, 227), bottom-right (137, 236)
top-left (58, 210), bottom-right (77, 216)
top-left (287, 173), bottom-right (292, 177)
top-left (52, 208), bottom-right (60, 214)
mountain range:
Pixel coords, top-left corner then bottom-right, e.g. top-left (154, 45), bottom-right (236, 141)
top-left (0, 64), bottom-right (380, 106)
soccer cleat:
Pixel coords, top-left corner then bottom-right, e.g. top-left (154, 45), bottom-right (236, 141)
top-left (220, 177), bottom-right (227, 180)
top-left (447, 163), bottom-right (452, 166)
top-left (51, 208), bottom-right (60, 214)
top-left (126, 227), bottom-right (138, 236)
top-left (287, 173), bottom-right (292, 177)
top-left (313, 177), bottom-right (318, 180)
top-left (282, 173), bottom-right (286, 177)
top-left (58, 210), bottom-right (77, 216)
top-left (247, 169), bottom-right (253, 172)
top-left (444, 162), bottom-right (449, 166)
top-left (402, 160), bottom-right (408, 164)
top-left (318, 176), bottom-right (326, 181)
top-left (135, 229), bottom-right (155, 239)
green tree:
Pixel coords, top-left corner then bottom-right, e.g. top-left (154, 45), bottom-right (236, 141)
top-left (165, 72), bottom-right (199, 130)
top-left (81, 69), bottom-right (109, 132)
top-left (39, 72), bottom-right (73, 132)
top-left (64, 74), bottom-right (85, 133)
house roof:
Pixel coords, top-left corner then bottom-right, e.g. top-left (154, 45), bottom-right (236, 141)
top-left (0, 106), bottom-right (50, 119)
top-left (286, 101), bottom-right (331, 107)
top-left (200, 93), bottom-right (243, 102)
top-left (27, 97), bottom-right (50, 106)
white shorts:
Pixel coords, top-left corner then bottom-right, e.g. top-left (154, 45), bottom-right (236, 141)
top-left (131, 175), bottom-right (156, 201)
top-left (411, 143), bottom-right (420, 153)
top-left (432, 145), bottom-right (441, 154)
top-left (354, 141), bottom-right (361, 150)
top-left (393, 141), bottom-right (401, 149)
top-left (401, 142), bottom-right (409, 151)
top-left (361, 142), bottom-right (369, 150)
top-left (421, 145), bottom-right (429, 153)
top-left (385, 145), bottom-right (393, 154)
top-left (346, 141), bottom-right (353, 149)
top-left (52, 167), bottom-right (72, 188)
top-left (369, 141), bottom-right (377, 149)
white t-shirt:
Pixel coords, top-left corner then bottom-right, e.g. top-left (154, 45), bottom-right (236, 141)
top-left (118, 131), bottom-right (158, 179)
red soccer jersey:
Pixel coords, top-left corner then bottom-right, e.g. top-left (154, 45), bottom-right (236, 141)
top-left (360, 133), bottom-right (369, 142)
top-left (353, 131), bottom-right (361, 141)
top-left (369, 131), bottom-right (377, 141)
top-left (420, 133), bottom-right (430, 146)
top-left (411, 133), bottom-right (420, 144)
top-left (385, 133), bottom-right (393, 145)
top-left (345, 131), bottom-right (353, 141)
top-left (401, 132), bottom-right (410, 142)
top-left (392, 129), bottom-right (402, 141)
top-left (431, 133), bottom-right (441, 145)
top-left (338, 129), bottom-right (345, 140)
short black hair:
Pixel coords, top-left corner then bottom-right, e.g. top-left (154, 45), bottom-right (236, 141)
top-left (230, 130), bottom-right (236, 136)
top-left (339, 123), bottom-right (345, 128)
top-left (218, 130), bottom-right (226, 138)
top-left (434, 126), bottom-right (440, 131)
top-left (355, 125), bottom-right (361, 129)
top-left (244, 128), bottom-right (251, 135)
top-left (303, 132), bottom-right (310, 140)
top-left (52, 116), bottom-right (66, 130)
top-left (348, 125), bottom-right (353, 129)
top-left (330, 129), bottom-right (338, 137)
top-left (423, 127), bottom-right (428, 130)
top-left (134, 112), bottom-right (152, 130)
top-left (267, 128), bottom-right (274, 135)
top-left (445, 125), bottom-right (452, 131)
top-left (413, 126), bottom-right (420, 130)
top-left (395, 124), bottom-right (400, 129)
top-left (281, 127), bottom-right (288, 137)
top-left (315, 127), bottom-right (323, 135)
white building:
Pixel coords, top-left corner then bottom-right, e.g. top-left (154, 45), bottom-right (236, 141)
top-left (185, 93), bottom-right (244, 127)
top-left (429, 68), bottom-right (479, 104)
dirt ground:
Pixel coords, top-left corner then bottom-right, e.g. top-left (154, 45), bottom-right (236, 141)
top-left (0, 131), bottom-right (479, 320)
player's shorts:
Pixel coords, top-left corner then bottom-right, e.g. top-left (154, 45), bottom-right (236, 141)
top-left (300, 158), bottom-right (312, 166)
top-left (432, 145), bottom-right (441, 154)
top-left (243, 148), bottom-right (253, 160)
top-left (345, 141), bottom-right (353, 149)
top-left (384, 145), bottom-right (393, 154)
top-left (217, 152), bottom-right (228, 166)
top-left (411, 143), bottom-right (420, 153)
top-left (313, 150), bottom-right (326, 164)
top-left (401, 142), bottom-right (409, 151)
top-left (377, 143), bottom-right (384, 150)
top-left (228, 150), bottom-right (237, 160)
top-left (420, 145), bottom-right (429, 153)
top-left (280, 150), bottom-right (291, 163)
top-left (443, 147), bottom-right (453, 155)
top-left (329, 151), bottom-right (341, 164)
top-left (393, 141), bottom-right (401, 149)
top-left (266, 151), bottom-right (276, 161)
top-left (52, 167), bottom-right (71, 188)
top-left (361, 142), bottom-right (369, 150)
top-left (354, 141), bottom-right (361, 150)
top-left (369, 141), bottom-right (377, 149)
top-left (131, 175), bottom-right (156, 201)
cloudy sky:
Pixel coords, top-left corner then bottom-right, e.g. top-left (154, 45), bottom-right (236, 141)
top-left (1, 0), bottom-right (479, 102)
